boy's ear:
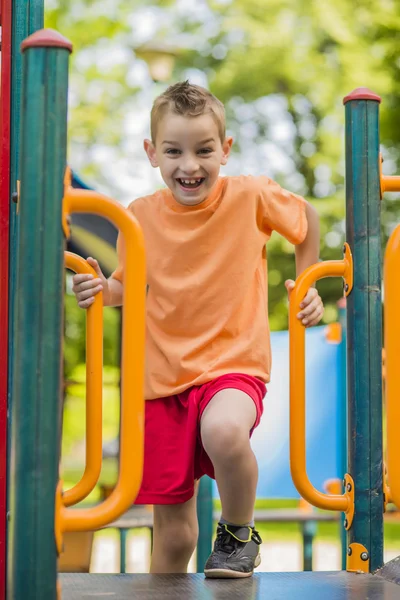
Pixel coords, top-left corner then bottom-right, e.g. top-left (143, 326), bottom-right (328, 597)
top-left (144, 139), bottom-right (158, 168)
top-left (221, 136), bottom-right (234, 165)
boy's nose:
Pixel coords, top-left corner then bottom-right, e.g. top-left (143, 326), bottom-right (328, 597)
top-left (181, 156), bottom-right (200, 174)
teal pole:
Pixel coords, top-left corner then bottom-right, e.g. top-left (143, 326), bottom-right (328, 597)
top-left (9, 0), bottom-right (44, 406)
top-left (8, 1), bottom-right (45, 537)
top-left (196, 476), bottom-right (213, 572)
top-left (7, 30), bottom-right (72, 600)
top-left (301, 520), bottom-right (316, 571)
top-left (343, 88), bottom-right (384, 572)
top-left (119, 529), bottom-right (128, 573)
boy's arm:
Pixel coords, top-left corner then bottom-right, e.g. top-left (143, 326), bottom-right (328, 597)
top-left (106, 276), bottom-right (124, 307)
top-left (295, 202), bottom-right (320, 276)
top-left (285, 202), bottom-right (324, 328)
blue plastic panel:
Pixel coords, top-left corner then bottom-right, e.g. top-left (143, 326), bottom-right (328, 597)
top-left (213, 325), bottom-right (343, 499)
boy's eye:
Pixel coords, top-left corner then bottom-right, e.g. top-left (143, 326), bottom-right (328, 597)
top-left (198, 148), bottom-right (213, 155)
top-left (165, 148), bottom-right (181, 155)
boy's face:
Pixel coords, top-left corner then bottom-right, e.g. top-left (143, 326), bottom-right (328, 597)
top-left (144, 112), bottom-right (233, 206)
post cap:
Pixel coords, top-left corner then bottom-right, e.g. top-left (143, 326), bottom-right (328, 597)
top-left (21, 29), bottom-right (73, 53)
top-left (343, 87), bottom-right (381, 105)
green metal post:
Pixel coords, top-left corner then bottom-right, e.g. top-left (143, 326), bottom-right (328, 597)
top-left (301, 520), bottom-right (316, 571)
top-left (119, 529), bottom-right (128, 573)
top-left (8, 0), bottom-right (45, 522)
top-left (10, 0), bottom-right (44, 193)
top-left (196, 476), bottom-right (213, 572)
top-left (343, 88), bottom-right (384, 572)
top-left (7, 30), bottom-right (72, 600)
top-left (9, 0), bottom-right (44, 395)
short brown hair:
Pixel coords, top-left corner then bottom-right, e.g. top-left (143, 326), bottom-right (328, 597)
top-left (150, 81), bottom-right (226, 143)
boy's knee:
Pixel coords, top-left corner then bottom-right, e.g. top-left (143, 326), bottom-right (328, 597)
top-left (156, 518), bottom-right (198, 560)
top-left (201, 420), bottom-right (250, 462)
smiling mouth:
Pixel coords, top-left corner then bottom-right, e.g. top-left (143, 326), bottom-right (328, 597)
top-left (176, 178), bottom-right (205, 190)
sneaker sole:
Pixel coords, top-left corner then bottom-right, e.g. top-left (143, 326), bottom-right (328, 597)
top-left (204, 554), bottom-right (261, 579)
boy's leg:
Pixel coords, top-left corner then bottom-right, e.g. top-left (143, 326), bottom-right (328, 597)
top-left (200, 388), bottom-right (257, 524)
top-left (150, 489), bottom-right (199, 573)
top-left (200, 388), bottom-right (262, 577)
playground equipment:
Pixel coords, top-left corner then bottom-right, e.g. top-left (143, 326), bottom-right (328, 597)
top-left (2, 2), bottom-right (400, 599)
top-left (63, 252), bottom-right (103, 507)
top-left (384, 223), bottom-right (400, 512)
top-left (104, 322), bottom-right (347, 575)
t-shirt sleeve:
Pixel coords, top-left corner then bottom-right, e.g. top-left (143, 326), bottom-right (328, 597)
top-left (257, 176), bottom-right (308, 245)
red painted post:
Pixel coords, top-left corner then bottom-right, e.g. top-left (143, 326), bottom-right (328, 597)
top-left (0, 0), bottom-right (11, 595)
top-left (0, 1), bottom-right (12, 598)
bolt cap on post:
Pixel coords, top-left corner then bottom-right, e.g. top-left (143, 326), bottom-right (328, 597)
top-left (343, 87), bottom-right (381, 105)
top-left (21, 29), bottom-right (73, 53)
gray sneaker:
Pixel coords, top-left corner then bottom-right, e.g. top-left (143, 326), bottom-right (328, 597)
top-left (204, 523), bottom-right (262, 578)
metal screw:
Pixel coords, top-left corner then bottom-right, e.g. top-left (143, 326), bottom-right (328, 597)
top-left (346, 483), bottom-right (352, 492)
top-left (11, 192), bottom-right (18, 204)
top-left (344, 519), bottom-right (348, 529)
top-left (347, 547), bottom-right (352, 556)
top-left (344, 284), bottom-right (349, 293)
top-left (6, 511), bottom-right (10, 521)
top-left (361, 552), bottom-right (369, 561)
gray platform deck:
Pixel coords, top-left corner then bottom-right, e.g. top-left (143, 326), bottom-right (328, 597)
top-left (104, 506), bottom-right (338, 530)
top-left (60, 571), bottom-right (400, 599)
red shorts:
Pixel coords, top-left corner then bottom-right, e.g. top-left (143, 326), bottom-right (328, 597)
top-left (134, 373), bottom-right (266, 505)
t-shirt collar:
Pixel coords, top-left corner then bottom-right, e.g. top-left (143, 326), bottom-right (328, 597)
top-left (165, 178), bottom-right (224, 212)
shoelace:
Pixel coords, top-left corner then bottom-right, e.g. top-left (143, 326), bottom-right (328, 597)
top-left (215, 525), bottom-right (262, 555)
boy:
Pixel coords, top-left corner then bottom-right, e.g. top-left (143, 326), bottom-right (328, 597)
top-left (72, 81), bottom-right (323, 578)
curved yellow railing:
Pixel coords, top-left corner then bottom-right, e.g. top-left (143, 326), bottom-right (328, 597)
top-left (63, 252), bottom-right (103, 506)
top-left (289, 244), bottom-right (353, 515)
top-left (383, 224), bottom-right (400, 509)
top-left (380, 154), bottom-right (400, 196)
top-left (56, 188), bottom-right (145, 546)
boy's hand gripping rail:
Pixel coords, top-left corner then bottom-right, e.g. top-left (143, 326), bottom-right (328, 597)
top-left (289, 243), bottom-right (354, 528)
top-left (56, 188), bottom-right (146, 553)
top-left (63, 252), bottom-right (103, 506)
top-left (383, 224), bottom-right (400, 510)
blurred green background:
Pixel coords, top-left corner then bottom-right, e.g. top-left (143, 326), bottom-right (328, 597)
top-left (56, 0), bottom-right (400, 550)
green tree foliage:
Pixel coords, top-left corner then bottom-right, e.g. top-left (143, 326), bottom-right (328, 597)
top-left (45, 0), bottom-right (147, 191)
top-left (48, 0), bottom-right (400, 362)
top-left (161, 0), bottom-right (400, 325)
top-left (50, 1), bottom-right (400, 467)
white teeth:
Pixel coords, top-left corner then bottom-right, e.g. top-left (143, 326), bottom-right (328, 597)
top-left (180, 178), bottom-right (202, 184)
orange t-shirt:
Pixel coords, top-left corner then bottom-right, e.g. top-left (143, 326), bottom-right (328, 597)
top-left (112, 175), bottom-right (308, 400)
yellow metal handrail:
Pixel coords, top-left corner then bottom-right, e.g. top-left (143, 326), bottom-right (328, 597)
top-left (381, 176), bottom-right (400, 194)
top-left (56, 188), bottom-right (145, 548)
top-left (383, 224), bottom-right (400, 509)
top-left (289, 244), bottom-right (353, 518)
top-left (63, 252), bottom-right (103, 506)
top-left (380, 154), bottom-right (400, 196)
